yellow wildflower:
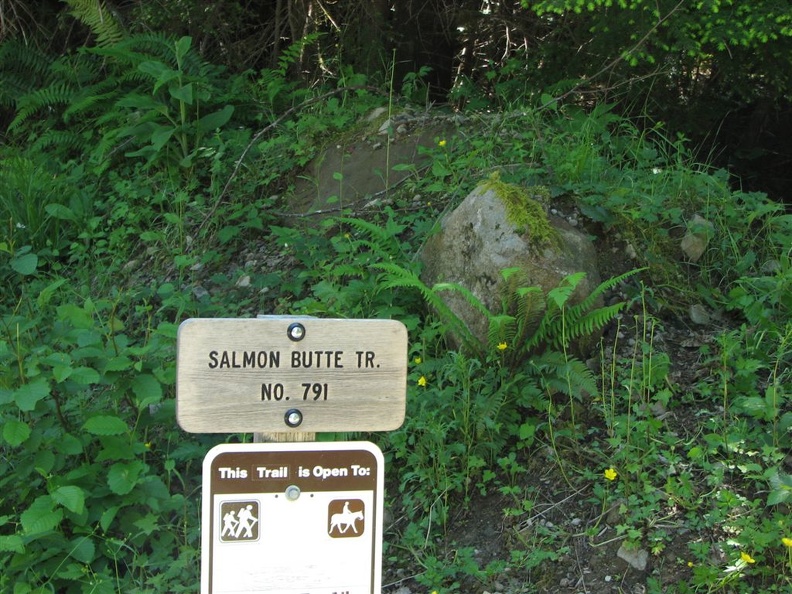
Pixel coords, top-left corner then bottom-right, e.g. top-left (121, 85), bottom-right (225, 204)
top-left (783, 537), bottom-right (792, 548)
top-left (687, 561), bottom-right (694, 568)
top-left (497, 342), bottom-right (508, 351)
top-left (604, 467), bottom-right (618, 481)
top-left (740, 551), bottom-right (756, 564)
top-left (414, 356), bottom-right (422, 365)
top-left (418, 375), bottom-right (427, 387)
top-left (438, 139), bottom-right (447, 148)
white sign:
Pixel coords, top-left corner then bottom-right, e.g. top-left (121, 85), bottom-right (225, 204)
top-left (202, 442), bottom-right (384, 594)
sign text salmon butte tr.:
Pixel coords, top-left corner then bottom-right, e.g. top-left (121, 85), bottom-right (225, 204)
top-left (176, 318), bottom-right (408, 433)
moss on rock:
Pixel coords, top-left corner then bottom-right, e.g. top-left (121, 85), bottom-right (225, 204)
top-left (479, 172), bottom-right (557, 248)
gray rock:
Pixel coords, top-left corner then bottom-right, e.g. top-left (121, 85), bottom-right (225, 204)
top-left (419, 181), bottom-right (601, 353)
top-left (617, 542), bottom-right (649, 571)
top-left (680, 214), bottom-right (714, 262)
top-left (378, 119), bottom-right (392, 134)
top-left (365, 106), bottom-right (388, 122)
top-left (689, 303), bottom-right (711, 325)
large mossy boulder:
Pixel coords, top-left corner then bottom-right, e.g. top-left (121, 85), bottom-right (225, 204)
top-left (419, 178), bottom-right (602, 352)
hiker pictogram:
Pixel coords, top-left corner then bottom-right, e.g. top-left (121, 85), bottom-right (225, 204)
top-left (219, 500), bottom-right (260, 542)
top-left (328, 499), bottom-right (365, 538)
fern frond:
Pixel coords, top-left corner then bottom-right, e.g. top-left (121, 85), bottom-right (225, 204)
top-left (9, 82), bottom-right (77, 130)
top-left (565, 302), bottom-right (625, 343)
top-left (566, 267), bottom-right (645, 318)
top-left (90, 33), bottom-right (174, 68)
top-left (531, 351), bottom-right (598, 399)
top-left (546, 271), bottom-right (586, 310)
top-left (373, 262), bottom-right (481, 352)
top-left (32, 130), bottom-right (90, 155)
top-left (63, 89), bottom-right (118, 121)
top-left (336, 216), bottom-right (404, 259)
top-left (487, 314), bottom-right (516, 347)
top-left (524, 269), bottom-right (646, 351)
top-left (64, 0), bottom-right (125, 47)
top-left (0, 41), bottom-right (53, 100)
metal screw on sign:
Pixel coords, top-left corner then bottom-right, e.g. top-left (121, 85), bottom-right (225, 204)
top-left (285, 485), bottom-right (301, 501)
top-left (284, 409), bottom-right (303, 428)
top-left (287, 323), bottom-right (306, 341)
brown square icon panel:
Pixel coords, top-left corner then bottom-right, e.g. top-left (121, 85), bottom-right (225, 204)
top-left (219, 500), bottom-right (260, 542)
top-left (327, 499), bottom-right (365, 538)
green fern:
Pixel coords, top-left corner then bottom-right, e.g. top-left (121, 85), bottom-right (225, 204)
top-left (9, 82), bottom-right (77, 130)
top-left (530, 350), bottom-right (599, 399)
top-left (32, 130), bottom-right (90, 155)
top-left (0, 41), bottom-right (53, 108)
top-left (524, 268), bottom-right (645, 352)
top-left (64, 0), bottom-right (125, 47)
top-left (336, 216), bottom-right (406, 260)
top-left (374, 262), bottom-right (482, 352)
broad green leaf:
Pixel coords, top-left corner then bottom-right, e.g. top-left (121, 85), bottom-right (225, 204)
top-left (169, 82), bottom-right (194, 105)
top-left (767, 488), bottom-right (791, 506)
top-left (138, 60), bottom-right (168, 79)
top-left (34, 449), bottom-right (55, 475)
top-left (97, 436), bottom-right (136, 462)
top-left (20, 496), bottom-right (63, 535)
top-left (70, 536), bottom-right (95, 563)
top-left (100, 506), bottom-right (120, 532)
top-left (69, 366), bottom-right (100, 385)
top-left (107, 461), bottom-right (145, 495)
top-left (11, 252), bottom-right (37, 275)
top-left (150, 125), bottom-right (175, 151)
top-left (52, 364), bottom-right (72, 382)
top-left (134, 513), bottom-right (159, 535)
top-left (57, 433), bottom-right (83, 456)
top-left (0, 534), bottom-right (24, 553)
top-left (196, 105), bottom-right (234, 132)
top-left (132, 374), bottom-right (163, 406)
top-left (139, 231), bottom-right (161, 241)
top-left (83, 415), bottom-right (128, 436)
top-left (174, 36), bottom-right (192, 61)
top-left (41, 351), bottom-right (72, 367)
top-left (15, 378), bottom-right (50, 411)
top-left (104, 356), bottom-right (133, 372)
top-left (3, 419), bottom-right (31, 446)
top-left (52, 486), bottom-right (85, 515)
top-left (57, 303), bottom-right (94, 329)
top-left (154, 69), bottom-right (180, 94)
top-left (44, 203), bottom-right (77, 221)
top-left (116, 92), bottom-right (164, 111)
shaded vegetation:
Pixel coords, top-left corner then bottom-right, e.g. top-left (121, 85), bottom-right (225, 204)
top-left (1, 2), bottom-right (791, 592)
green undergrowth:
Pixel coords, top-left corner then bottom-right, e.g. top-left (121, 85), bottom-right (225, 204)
top-left (1, 34), bottom-right (792, 593)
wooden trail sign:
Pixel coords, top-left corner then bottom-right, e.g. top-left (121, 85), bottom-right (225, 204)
top-left (177, 317), bottom-right (408, 433)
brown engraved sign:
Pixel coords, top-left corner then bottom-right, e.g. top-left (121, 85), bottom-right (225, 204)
top-left (177, 318), bottom-right (407, 433)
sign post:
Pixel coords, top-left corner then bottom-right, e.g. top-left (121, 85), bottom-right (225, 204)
top-left (176, 317), bottom-right (407, 594)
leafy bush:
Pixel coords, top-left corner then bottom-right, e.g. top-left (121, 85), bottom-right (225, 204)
top-left (0, 275), bottom-right (210, 592)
